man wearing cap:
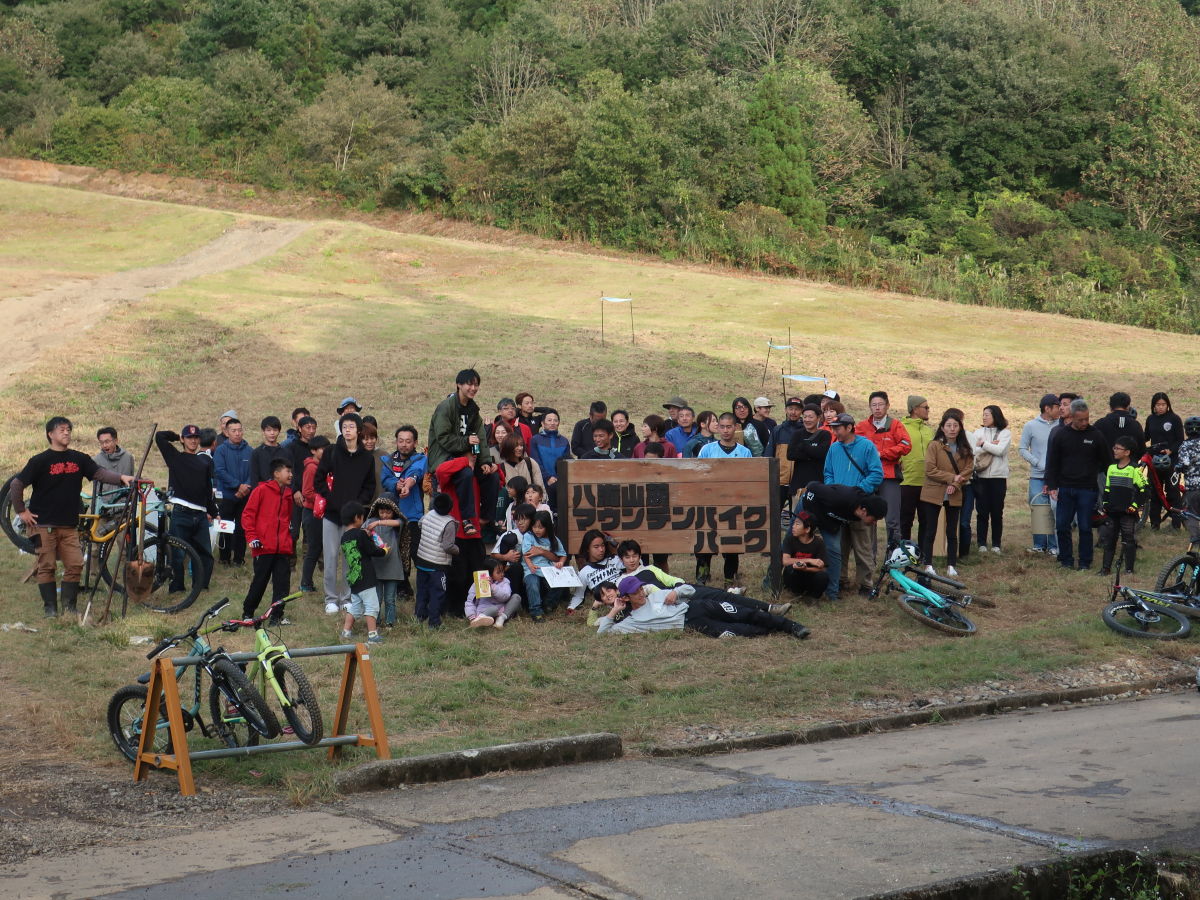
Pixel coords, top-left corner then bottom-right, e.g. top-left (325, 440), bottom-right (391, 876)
top-left (664, 407), bottom-right (699, 452)
top-left (595, 576), bottom-right (809, 639)
top-left (215, 410), bottom-right (237, 447)
top-left (492, 398), bottom-right (533, 448)
top-left (157, 426), bottom-right (220, 592)
top-left (662, 396), bottom-right (688, 425)
top-left (1019, 394), bottom-right (1062, 555)
top-left (765, 397), bottom-right (805, 511)
top-left (750, 397), bottom-right (777, 448)
top-left (899, 396), bottom-right (935, 547)
top-left (798, 481), bottom-right (888, 602)
top-left (854, 391), bottom-right (911, 550)
top-left (824, 413), bottom-right (883, 597)
top-left (819, 390), bottom-right (840, 413)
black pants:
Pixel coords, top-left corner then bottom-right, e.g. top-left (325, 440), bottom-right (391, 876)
top-left (446, 536), bottom-right (487, 619)
top-left (683, 587), bottom-right (793, 638)
top-left (168, 506), bottom-right (214, 591)
top-left (920, 501), bottom-right (961, 567)
top-left (899, 484), bottom-right (924, 546)
top-left (1102, 511), bottom-right (1138, 573)
top-left (783, 566), bottom-right (830, 599)
top-left (448, 467), bottom-right (501, 524)
top-left (1150, 473), bottom-right (1182, 528)
top-left (290, 500), bottom-right (303, 544)
top-left (974, 478), bottom-right (1007, 548)
top-left (300, 508), bottom-right (322, 589)
top-left (243, 553), bottom-right (290, 618)
top-left (219, 496), bottom-right (247, 564)
top-left (695, 554), bottom-right (739, 583)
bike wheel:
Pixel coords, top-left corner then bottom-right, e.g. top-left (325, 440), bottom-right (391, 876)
top-left (1102, 600), bottom-right (1191, 640)
top-left (897, 593), bottom-right (977, 636)
top-left (207, 681), bottom-right (262, 749)
top-left (0, 474), bottom-right (35, 554)
top-left (209, 658), bottom-right (279, 741)
top-left (107, 684), bottom-right (173, 764)
top-left (99, 533), bottom-right (201, 615)
top-left (1155, 554), bottom-right (1200, 597)
top-left (274, 658), bottom-right (324, 745)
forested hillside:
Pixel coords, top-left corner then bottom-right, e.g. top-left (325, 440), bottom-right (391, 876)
top-left (3, 0), bottom-right (1200, 330)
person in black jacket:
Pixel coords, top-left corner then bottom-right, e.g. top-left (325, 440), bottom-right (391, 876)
top-left (249, 416), bottom-right (291, 488)
top-left (1045, 398), bottom-right (1113, 570)
top-left (787, 405), bottom-right (832, 501)
top-left (314, 414), bottom-right (379, 614)
top-left (1093, 393), bottom-right (1146, 512)
top-left (157, 426), bottom-right (220, 593)
top-left (571, 401), bottom-right (608, 458)
top-left (286, 415), bottom-right (317, 546)
top-left (1145, 392), bottom-right (1184, 530)
top-left (797, 481), bottom-right (887, 602)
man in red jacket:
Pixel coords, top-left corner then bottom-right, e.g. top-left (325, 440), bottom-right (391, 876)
top-left (241, 457), bottom-right (295, 622)
top-left (854, 391), bottom-right (911, 551)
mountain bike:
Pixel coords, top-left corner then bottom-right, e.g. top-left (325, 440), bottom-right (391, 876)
top-left (868, 541), bottom-right (990, 636)
top-left (217, 593), bottom-right (323, 745)
top-left (1152, 512), bottom-right (1200, 619)
top-left (106, 599), bottom-right (278, 762)
top-left (1102, 548), bottom-right (1191, 640)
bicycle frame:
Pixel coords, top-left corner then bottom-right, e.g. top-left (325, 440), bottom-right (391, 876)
top-left (869, 557), bottom-right (967, 611)
top-left (227, 593), bottom-right (306, 713)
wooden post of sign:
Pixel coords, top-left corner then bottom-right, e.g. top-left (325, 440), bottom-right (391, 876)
top-left (328, 644), bottom-right (391, 762)
top-left (557, 456), bottom-right (571, 536)
top-left (768, 456), bottom-right (782, 594)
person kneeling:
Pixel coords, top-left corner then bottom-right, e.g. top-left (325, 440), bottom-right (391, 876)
top-left (781, 510), bottom-right (830, 601)
top-left (594, 577), bottom-right (809, 639)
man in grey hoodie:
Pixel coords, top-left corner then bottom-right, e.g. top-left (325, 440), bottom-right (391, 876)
top-left (1019, 394), bottom-right (1060, 555)
top-left (93, 427), bottom-right (135, 502)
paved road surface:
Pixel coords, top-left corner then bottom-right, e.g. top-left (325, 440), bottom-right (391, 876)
top-left (5, 690), bottom-right (1197, 900)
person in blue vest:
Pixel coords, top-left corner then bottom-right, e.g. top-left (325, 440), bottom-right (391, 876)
top-left (823, 412), bottom-right (883, 597)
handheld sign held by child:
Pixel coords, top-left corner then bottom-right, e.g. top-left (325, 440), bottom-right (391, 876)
top-left (473, 570), bottom-right (493, 598)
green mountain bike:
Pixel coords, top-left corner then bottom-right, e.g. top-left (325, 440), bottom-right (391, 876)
top-left (868, 541), bottom-right (993, 636)
top-left (106, 599), bottom-right (277, 762)
top-left (216, 593), bottom-right (323, 745)
top-left (1103, 547), bottom-right (1191, 640)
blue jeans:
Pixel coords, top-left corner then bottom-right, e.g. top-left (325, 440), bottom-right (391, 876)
top-left (169, 506), bottom-right (213, 592)
top-left (819, 526), bottom-right (842, 601)
top-left (1056, 486), bottom-right (1098, 569)
top-left (959, 483), bottom-right (975, 549)
top-left (379, 579), bottom-right (400, 626)
top-left (1028, 478), bottom-right (1058, 553)
top-left (524, 572), bottom-right (568, 617)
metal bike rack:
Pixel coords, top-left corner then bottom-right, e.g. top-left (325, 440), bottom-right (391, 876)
top-left (133, 643), bottom-right (390, 796)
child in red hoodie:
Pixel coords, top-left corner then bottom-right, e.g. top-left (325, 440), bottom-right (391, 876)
top-left (241, 457), bottom-right (295, 622)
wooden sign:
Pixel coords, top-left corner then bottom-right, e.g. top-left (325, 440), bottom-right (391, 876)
top-left (556, 458), bottom-right (782, 589)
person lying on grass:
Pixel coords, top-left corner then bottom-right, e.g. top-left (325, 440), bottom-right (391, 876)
top-left (593, 577), bottom-right (809, 639)
top-left (466, 560), bottom-right (521, 629)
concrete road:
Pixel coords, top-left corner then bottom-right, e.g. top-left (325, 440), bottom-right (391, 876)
top-left (5, 691), bottom-right (1197, 900)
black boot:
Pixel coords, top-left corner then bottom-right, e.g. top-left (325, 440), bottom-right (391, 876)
top-left (39, 582), bottom-right (58, 618)
top-left (60, 581), bottom-right (80, 617)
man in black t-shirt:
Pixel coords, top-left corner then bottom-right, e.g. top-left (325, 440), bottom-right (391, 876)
top-left (11, 417), bottom-right (133, 618)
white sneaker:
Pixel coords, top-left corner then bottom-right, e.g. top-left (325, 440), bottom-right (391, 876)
top-left (493, 614), bottom-right (507, 629)
top-left (341, 602), bottom-right (351, 613)
top-left (946, 566), bottom-right (959, 578)
top-left (728, 587), bottom-right (743, 595)
top-left (325, 602), bottom-right (339, 615)
top-left (925, 565), bottom-right (937, 576)
top-left (991, 546), bottom-right (1002, 554)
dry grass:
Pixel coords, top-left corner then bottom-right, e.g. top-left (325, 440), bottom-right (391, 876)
top-left (0, 185), bottom-right (1198, 786)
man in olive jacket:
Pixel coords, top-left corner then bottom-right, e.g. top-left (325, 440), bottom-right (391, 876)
top-left (428, 368), bottom-right (499, 535)
top-left (899, 395), bottom-right (936, 547)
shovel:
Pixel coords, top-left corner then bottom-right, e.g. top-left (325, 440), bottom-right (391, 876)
top-left (125, 490), bottom-right (155, 606)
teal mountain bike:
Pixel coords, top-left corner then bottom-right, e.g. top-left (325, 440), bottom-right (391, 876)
top-left (868, 541), bottom-right (993, 636)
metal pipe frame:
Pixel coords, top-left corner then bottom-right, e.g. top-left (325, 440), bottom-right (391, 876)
top-left (165, 643), bottom-right (358, 668)
top-left (186, 735), bottom-right (360, 761)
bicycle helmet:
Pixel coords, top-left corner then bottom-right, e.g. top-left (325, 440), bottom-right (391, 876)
top-left (1187, 416), bottom-right (1200, 438)
top-left (888, 540), bottom-right (921, 566)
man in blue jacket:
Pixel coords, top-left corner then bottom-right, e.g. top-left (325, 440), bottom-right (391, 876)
top-left (823, 413), bottom-right (884, 597)
top-left (382, 424), bottom-right (428, 583)
top-left (213, 417), bottom-right (253, 566)
top-left (529, 409), bottom-right (572, 510)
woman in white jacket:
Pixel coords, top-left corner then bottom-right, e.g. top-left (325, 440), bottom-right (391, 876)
top-left (972, 405), bottom-right (1012, 554)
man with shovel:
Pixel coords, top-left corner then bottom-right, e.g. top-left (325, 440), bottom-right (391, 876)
top-left (10, 417), bottom-right (134, 618)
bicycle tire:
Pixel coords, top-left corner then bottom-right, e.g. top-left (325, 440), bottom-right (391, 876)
top-left (99, 534), bottom-right (203, 614)
top-left (1, 474), bottom-right (34, 554)
top-left (1155, 554), bottom-right (1200, 598)
top-left (107, 684), bottom-right (173, 764)
top-left (1102, 599), bottom-right (1191, 640)
top-left (897, 593), bottom-right (977, 636)
top-left (209, 658), bottom-right (279, 740)
top-left (207, 681), bottom-right (262, 749)
top-left (274, 658), bottom-right (324, 745)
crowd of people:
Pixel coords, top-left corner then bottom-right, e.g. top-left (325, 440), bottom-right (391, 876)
top-left (11, 371), bottom-right (1196, 644)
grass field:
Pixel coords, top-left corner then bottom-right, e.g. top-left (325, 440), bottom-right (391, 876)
top-left (1, 181), bottom-right (1198, 797)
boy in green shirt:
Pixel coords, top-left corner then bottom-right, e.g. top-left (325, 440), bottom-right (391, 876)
top-left (1099, 436), bottom-right (1148, 576)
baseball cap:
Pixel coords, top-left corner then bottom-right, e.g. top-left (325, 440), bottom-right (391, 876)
top-left (663, 396), bottom-right (687, 410)
top-left (785, 396), bottom-right (804, 407)
top-left (338, 397), bottom-right (361, 412)
top-left (830, 413), bottom-right (855, 427)
top-left (822, 389), bottom-right (839, 400)
top-left (181, 425), bottom-right (200, 438)
top-left (497, 397), bottom-right (516, 410)
top-left (618, 575), bottom-right (644, 596)
top-left (753, 396), bottom-right (772, 407)
top-left (1039, 393), bottom-right (1059, 410)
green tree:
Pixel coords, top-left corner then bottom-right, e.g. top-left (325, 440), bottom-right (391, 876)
top-left (746, 71), bottom-right (823, 226)
top-left (0, 18), bottom-right (62, 77)
top-left (1085, 63), bottom-right (1200, 237)
top-left (89, 33), bottom-right (167, 102)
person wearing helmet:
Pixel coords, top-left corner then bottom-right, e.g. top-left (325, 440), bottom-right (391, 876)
top-left (1174, 416), bottom-right (1200, 544)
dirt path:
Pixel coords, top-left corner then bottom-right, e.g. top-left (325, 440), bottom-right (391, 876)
top-left (0, 214), bottom-right (309, 389)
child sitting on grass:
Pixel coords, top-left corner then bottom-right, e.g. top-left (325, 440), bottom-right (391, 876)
top-left (522, 509), bottom-right (569, 623)
top-left (366, 496), bottom-right (406, 628)
top-left (339, 501), bottom-right (388, 644)
top-left (466, 560), bottom-right (522, 629)
top-left (415, 492), bottom-right (459, 629)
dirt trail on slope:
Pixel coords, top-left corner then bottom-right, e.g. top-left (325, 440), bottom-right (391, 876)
top-left (0, 217), bottom-right (310, 389)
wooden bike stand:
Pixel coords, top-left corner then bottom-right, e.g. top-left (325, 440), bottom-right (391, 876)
top-left (133, 644), bottom-right (390, 796)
